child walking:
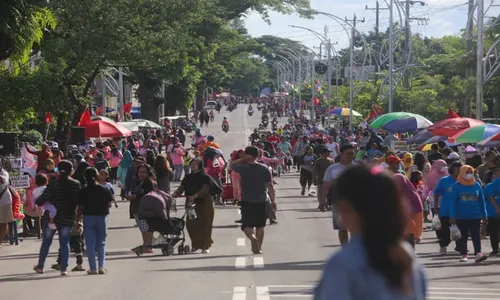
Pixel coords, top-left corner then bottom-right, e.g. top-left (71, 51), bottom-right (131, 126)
top-left (99, 170), bottom-right (118, 208)
top-left (33, 174), bottom-right (57, 230)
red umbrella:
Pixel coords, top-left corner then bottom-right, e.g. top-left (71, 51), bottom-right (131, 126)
top-left (427, 118), bottom-right (484, 137)
top-left (81, 119), bottom-right (132, 138)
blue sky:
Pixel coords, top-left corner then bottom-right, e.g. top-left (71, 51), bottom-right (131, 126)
top-left (244, 0), bottom-right (500, 49)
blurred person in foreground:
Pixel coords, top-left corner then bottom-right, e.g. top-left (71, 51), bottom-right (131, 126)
top-left (315, 164), bottom-right (427, 300)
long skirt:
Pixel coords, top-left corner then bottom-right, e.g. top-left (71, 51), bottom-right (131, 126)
top-left (186, 197), bottom-right (214, 250)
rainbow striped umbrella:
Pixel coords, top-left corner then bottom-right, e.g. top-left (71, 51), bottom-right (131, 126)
top-left (329, 107), bottom-right (362, 117)
top-left (449, 123), bottom-right (500, 143)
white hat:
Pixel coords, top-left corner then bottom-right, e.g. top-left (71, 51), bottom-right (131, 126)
top-left (50, 141), bottom-right (59, 148)
top-left (447, 152), bottom-right (460, 160)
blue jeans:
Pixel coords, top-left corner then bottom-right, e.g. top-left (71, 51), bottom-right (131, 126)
top-left (37, 225), bottom-right (72, 272)
top-left (174, 164), bottom-right (183, 181)
top-left (184, 165), bottom-right (190, 176)
top-left (83, 215), bottom-right (108, 271)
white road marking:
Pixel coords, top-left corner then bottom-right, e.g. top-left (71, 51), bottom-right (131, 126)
top-left (428, 287), bottom-right (500, 291)
top-left (256, 286), bottom-right (271, 300)
top-left (235, 257), bottom-right (246, 268)
top-left (253, 256), bottom-right (265, 268)
top-left (237, 209), bottom-right (241, 215)
top-left (232, 287), bottom-right (246, 300)
top-left (266, 285), bottom-right (314, 288)
top-left (237, 238), bottom-right (246, 246)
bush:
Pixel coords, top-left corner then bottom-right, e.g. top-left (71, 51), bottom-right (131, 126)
top-left (21, 130), bottom-right (43, 145)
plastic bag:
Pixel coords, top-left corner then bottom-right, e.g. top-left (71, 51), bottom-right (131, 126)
top-left (431, 215), bottom-right (441, 230)
top-left (450, 224), bottom-right (462, 241)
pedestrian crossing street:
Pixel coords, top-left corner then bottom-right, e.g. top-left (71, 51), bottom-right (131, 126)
top-left (231, 285), bottom-right (500, 300)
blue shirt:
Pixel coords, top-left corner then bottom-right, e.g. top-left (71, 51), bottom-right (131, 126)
top-left (483, 181), bottom-right (499, 218)
top-left (433, 176), bottom-right (456, 217)
top-left (315, 235), bottom-right (426, 300)
top-left (449, 181), bottom-right (486, 220)
top-left (277, 142), bottom-right (292, 153)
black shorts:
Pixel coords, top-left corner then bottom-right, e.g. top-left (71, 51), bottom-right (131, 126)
top-left (240, 202), bottom-right (267, 230)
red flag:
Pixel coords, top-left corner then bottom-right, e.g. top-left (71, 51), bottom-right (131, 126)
top-left (78, 108), bottom-right (91, 126)
top-left (447, 108), bottom-right (460, 119)
top-left (314, 97), bottom-right (320, 106)
top-left (96, 106), bottom-right (103, 116)
top-left (45, 112), bottom-right (52, 124)
top-left (123, 103), bottom-right (132, 114)
top-left (366, 108), bottom-right (378, 121)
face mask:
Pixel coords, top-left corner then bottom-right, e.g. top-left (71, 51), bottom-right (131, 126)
top-left (464, 174), bottom-right (474, 181)
top-left (440, 167), bottom-right (448, 173)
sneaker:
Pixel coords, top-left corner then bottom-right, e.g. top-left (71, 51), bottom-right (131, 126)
top-left (459, 255), bottom-right (468, 262)
top-left (60, 271), bottom-right (68, 276)
top-left (71, 265), bottom-right (85, 272)
top-left (301, 188), bottom-right (305, 196)
top-left (439, 247), bottom-right (447, 255)
top-left (201, 249), bottom-right (210, 254)
top-left (51, 264), bottom-right (61, 271)
top-left (490, 251), bottom-right (499, 256)
top-left (474, 252), bottom-right (488, 263)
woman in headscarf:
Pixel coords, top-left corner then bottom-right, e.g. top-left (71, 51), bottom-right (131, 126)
top-left (117, 150), bottom-right (133, 201)
top-left (402, 152), bottom-right (413, 176)
top-left (393, 173), bottom-right (424, 246)
top-left (423, 160), bottom-right (448, 217)
top-left (172, 158), bottom-right (214, 254)
top-left (450, 165), bottom-right (487, 263)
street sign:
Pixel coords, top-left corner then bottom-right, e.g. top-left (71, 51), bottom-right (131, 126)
top-left (314, 63), bottom-right (327, 75)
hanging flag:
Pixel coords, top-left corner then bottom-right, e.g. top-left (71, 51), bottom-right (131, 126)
top-left (447, 108), bottom-right (460, 119)
top-left (123, 103), bottom-right (132, 114)
top-left (78, 107), bottom-right (91, 126)
top-left (44, 112), bottom-right (52, 124)
top-left (96, 106), bottom-right (103, 116)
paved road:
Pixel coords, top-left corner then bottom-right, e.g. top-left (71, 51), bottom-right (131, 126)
top-left (1, 105), bottom-right (499, 300)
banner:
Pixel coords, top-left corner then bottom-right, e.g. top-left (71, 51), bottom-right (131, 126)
top-left (21, 145), bottom-right (37, 176)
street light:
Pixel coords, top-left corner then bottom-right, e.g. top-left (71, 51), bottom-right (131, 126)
top-left (288, 25), bottom-right (334, 116)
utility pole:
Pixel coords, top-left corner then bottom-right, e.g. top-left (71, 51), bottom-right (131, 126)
top-left (345, 14), bottom-right (365, 127)
top-left (397, 0), bottom-right (428, 89)
top-left (325, 26), bottom-right (332, 113)
top-left (366, 1), bottom-right (389, 83)
top-left (476, 0), bottom-right (484, 120)
top-left (464, 0), bottom-right (475, 117)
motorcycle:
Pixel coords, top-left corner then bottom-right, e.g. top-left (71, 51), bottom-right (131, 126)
top-left (222, 124), bottom-right (229, 133)
top-left (262, 120), bottom-right (269, 128)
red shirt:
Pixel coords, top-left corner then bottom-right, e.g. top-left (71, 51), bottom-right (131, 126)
top-left (267, 136), bottom-right (280, 144)
top-left (26, 148), bottom-right (53, 171)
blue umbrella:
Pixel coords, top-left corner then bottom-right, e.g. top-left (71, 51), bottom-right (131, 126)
top-left (382, 116), bottom-right (433, 133)
top-left (406, 129), bottom-right (434, 145)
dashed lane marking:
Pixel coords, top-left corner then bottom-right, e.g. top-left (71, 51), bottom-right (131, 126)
top-left (232, 286), bottom-right (246, 300)
top-left (235, 257), bottom-right (247, 268)
top-left (256, 286), bottom-right (271, 300)
top-left (253, 256), bottom-right (265, 268)
top-left (237, 238), bottom-right (246, 246)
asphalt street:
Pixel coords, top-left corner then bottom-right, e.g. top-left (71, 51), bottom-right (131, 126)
top-left (1, 105), bottom-right (499, 300)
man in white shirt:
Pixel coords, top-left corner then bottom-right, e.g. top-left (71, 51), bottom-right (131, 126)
top-left (320, 144), bottom-right (355, 246)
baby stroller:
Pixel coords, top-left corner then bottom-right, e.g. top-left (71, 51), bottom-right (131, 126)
top-left (132, 191), bottom-right (194, 257)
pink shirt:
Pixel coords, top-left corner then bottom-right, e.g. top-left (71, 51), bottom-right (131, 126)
top-left (107, 152), bottom-right (123, 168)
top-left (170, 147), bottom-right (184, 165)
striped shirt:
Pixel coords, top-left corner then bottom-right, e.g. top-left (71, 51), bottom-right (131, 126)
top-left (36, 177), bottom-right (81, 227)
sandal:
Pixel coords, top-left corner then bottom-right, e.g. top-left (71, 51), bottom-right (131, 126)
top-left (72, 265), bottom-right (86, 272)
top-left (87, 270), bottom-right (98, 275)
top-left (33, 266), bottom-right (43, 274)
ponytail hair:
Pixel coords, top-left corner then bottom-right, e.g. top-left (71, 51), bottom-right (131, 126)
top-left (84, 167), bottom-right (99, 186)
top-left (57, 160), bottom-right (73, 179)
top-left (336, 164), bottom-right (412, 293)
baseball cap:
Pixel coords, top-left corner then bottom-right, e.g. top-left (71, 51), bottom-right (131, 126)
top-left (386, 155), bottom-right (402, 164)
top-left (133, 156), bottom-right (146, 163)
top-left (244, 146), bottom-right (259, 158)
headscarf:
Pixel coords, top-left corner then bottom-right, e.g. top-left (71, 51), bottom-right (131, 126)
top-left (402, 152), bottom-right (413, 169)
top-left (180, 158), bottom-right (211, 197)
top-left (458, 165), bottom-right (475, 186)
top-left (393, 173), bottom-right (423, 214)
top-left (423, 159), bottom-right (448, 192)
top-left (119, 150), bottom-right (134, 170)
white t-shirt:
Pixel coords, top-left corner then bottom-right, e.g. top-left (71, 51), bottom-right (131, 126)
top-left (323, 163), bottom-right (351, 182)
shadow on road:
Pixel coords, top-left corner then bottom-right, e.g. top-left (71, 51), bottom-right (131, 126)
top-left (151, 260), bottom-right (325, 272)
